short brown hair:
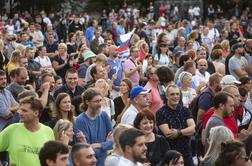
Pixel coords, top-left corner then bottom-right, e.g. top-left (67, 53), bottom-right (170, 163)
top-left (133, 110), bottom-right (155, 129)
top-left (20, 96), bottom-right (43, 117)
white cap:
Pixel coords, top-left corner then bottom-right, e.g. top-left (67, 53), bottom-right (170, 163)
top-left (220, 75), bottom-right (241, 85)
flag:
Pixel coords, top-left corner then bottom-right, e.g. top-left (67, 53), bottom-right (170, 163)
top-left (116, 28), bottom-right (135, 59)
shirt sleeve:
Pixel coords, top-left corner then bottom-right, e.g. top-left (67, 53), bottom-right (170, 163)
top-left (198, 93), bottom-right (213, 111)
top-left (156, 108), bottom-right (167, 126)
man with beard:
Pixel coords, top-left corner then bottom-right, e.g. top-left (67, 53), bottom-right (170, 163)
top-left (193, 59), bottom-right (210, 88)
top-left (118, 128), bottom-right (147, 166)
top-left (244, 39), bottom-right (252, 79)
top-left (71, 143), bottom-right (97, 166)
top-left (74, 89), bottom-right (113, 166)
top-left (0, 70), bottom-right (18, 131)
top-left (196, 73), bottom-right (222, 124)
top-left (203, 91), bottom-right (235, 150)
top-left (229, 43), bottom-right (249, 80)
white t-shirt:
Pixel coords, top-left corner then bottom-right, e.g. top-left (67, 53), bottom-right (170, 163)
top-left (193, 6), bottom-right (200, 16)
top-left (34, 56), bottom-right (52, 68)
top-left (5, 25), bottom-right (15, 34)
top-left (118, 156), bottom-right (143, 166)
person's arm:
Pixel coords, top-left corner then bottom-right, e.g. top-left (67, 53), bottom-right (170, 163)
top-left (180, 118), bottom-right (196, 136)
top-left (229, 58), bottom-right (248, 78)
top-left (52, 60), bottom-right (67, 71)
top-left (234, 68), bottom-right (248, 78)
top-left (39, 82), bottom-right (50, 109)
top-left (197, 108), bottom-right (206, 124)
top-left (124, 65), bottom-right (141, 77)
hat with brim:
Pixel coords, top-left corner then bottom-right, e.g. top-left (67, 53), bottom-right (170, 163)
top-left (130, 85), bottom-right (151, 100)
top-left (83, 50), bottom-right (96, 61)
top-left (220, 75), bottom-right (241, 85)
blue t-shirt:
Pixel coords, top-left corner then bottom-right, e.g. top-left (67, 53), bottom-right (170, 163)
top-left (198, 88), bottom-right (214, 111)
top-left (74, 111), bottom-right (113, 166)
top-left (107, 58), bottom-right (124, 86)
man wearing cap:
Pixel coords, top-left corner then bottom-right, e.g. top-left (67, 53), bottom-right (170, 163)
top-left (120, 85), bottom-right (151, 125)
top-left (220, 75), bottom-right (242, 87)
top-left (78, 50), bottom-right (96, 87)
top-left (229, 43), bottom-right (249, 80)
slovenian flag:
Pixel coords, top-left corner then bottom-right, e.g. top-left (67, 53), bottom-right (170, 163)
top-left (116, 28), bottom-right (135, 59)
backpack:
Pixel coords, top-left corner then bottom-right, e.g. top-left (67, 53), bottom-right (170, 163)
top-left (189, 90), bottom-right (213, 157)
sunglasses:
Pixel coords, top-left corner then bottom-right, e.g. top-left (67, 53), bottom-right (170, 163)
top-left (159, 44), bottom-right (168, 48)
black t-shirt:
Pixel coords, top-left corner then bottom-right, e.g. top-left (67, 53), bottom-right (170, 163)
top-left (156, 104), bottom-right (193, 155)
top-left (113, 96), bottom-right (126, 120)
top-left (52, 55), bottom-right (70, 78)
top-left (38, 91), bottom-right (55, 124)
top-left (146, 135), bottom-right (170, 166)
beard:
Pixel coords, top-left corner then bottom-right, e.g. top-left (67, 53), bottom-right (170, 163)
top-left (215, 85), bottom-right (222, 93)
top-left (223, 109), bottom-right (230, 118)
top-left (133, 151), bottom-right (147, 163)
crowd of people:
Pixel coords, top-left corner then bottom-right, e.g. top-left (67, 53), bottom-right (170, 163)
top-left (0, 1), bottom-right (252, 166)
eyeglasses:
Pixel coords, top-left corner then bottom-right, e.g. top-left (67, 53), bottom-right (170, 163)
top-left (89, 99), bottom-right (102, 103)
top-left (159, 44), bottom-right (168, 48)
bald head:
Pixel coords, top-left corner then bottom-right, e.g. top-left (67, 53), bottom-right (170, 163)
top-left (197, 58), bottom-right (208, 74)
top-left (222, 85), bottom-right (240, 108)
top-left (108, 45), bottom-right (118, 58)
top-left (246, 39), bottom-right (252, 49)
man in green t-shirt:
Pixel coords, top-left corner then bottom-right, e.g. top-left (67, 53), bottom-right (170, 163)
top-left (0, 96), bottom-right (55, 166)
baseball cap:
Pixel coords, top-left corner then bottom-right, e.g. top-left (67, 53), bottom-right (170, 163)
top-left (130, 85), bottom-right (151, 100)
top-left (83, 50), bottom-right (96, 61)
top-left (220, 75), bottom-right (241, 85)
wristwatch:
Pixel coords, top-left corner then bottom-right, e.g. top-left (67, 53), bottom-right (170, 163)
top-left (177, 129), bottom-right (182, 137)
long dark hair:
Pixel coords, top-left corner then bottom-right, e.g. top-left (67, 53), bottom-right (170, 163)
top-left (159, 150), bottom-right (183, 166)
top-left (55, 93), bottom-right (74, 123)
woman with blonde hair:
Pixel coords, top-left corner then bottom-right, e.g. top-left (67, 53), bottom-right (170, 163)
top-left (105, 124), bottom-right (131, 166)
top-left (52, 42), bottom-right (71, 78)
top-left (220, 40), bottom-right (230, 58)
top-left (179, 71), bottom-right (196, 108)
top-left (7, 50), bottom-right (22, 73)
top-left (188, 31), bottom-right (200, 51)
top-left (95, 79), bottom-right (115, 124)
top-left (53, 119), bottom-right (86, 145)
top-left (200, 126), bottom-right (235, 166)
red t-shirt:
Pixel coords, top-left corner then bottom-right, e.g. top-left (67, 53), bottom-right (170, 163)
top-left (202, 107), bottom-right (238, 138)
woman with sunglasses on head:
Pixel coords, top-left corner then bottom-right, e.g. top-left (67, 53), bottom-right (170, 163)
top-left (154, 42), bottom-right (172, 66)
top-left (215, 141), bottom-right (252, 166)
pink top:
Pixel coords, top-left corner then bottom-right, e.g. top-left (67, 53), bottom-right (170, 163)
top-left (145, 81), bottom-right (164, 115)
top-left (123, 58), bottom-right (140, 86)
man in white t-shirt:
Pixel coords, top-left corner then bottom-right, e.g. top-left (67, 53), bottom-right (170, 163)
top-left (120, 85), bottom-right (151, 125)
top-left (118, 128), bottom-right (147, 166)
